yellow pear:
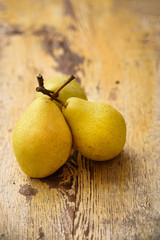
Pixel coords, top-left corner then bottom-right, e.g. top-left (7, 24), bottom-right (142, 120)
top-left (62, 97), bottom-right (126, 161)
top-left (13, 97), bottom-right (72, 178)
top-left (36, 76), bottom-right (87, 109)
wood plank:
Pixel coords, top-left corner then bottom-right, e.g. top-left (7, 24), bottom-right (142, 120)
top-left (0, 0), bottom-right (160, 239)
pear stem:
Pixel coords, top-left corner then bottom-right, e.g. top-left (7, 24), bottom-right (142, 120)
top-left (52, 75), bottom-right (75, 97)
top-left (36, 74), bottom-right (54, 98)
top-left (36, 74), bottom-right (74, 107)
top-left (52, 97), bottom-right (68, 107)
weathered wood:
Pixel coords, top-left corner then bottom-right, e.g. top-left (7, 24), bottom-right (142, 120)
top-left (0, 0), bottom-right (160, 239)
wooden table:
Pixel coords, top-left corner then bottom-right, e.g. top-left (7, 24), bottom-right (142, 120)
top-left (0, 0), bottom-right (160, 239)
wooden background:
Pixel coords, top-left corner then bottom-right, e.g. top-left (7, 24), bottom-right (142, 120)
top-left (0, 0), bottom-right (160, 239)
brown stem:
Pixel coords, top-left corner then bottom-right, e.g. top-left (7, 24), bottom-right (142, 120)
top-left (36, 74), bottom-right (74, 107)
top-left (36, 74), bottom-right (54, 99)
top-left (37, 74), bottom-right (44, 88)
top-left (52, 75), bottom-right (75, 97)
top-left (52, 97), bottom-right (68, 107)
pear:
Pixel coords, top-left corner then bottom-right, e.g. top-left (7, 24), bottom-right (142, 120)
top-left (13, 97), bottom-right (72, 178)
top-left (36, 76), bottom-right (87, 109)
top-left (62, 97), bottom-right (126, 161)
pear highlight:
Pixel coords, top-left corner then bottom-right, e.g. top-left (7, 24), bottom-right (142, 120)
top-left (62, 97), bottom-right (126, 161)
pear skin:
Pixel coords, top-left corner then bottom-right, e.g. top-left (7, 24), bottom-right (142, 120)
top-left (36, 76), bottom-right (87, 108)
top-left (62, 97), bottom-right (126, 161)
top-left (13, 97), bottom-right (72, 178)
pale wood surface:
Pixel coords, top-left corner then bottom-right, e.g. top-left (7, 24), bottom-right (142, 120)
top-left (0, 0), bottom-right (160, 239)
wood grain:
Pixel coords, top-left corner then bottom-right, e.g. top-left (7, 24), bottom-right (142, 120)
top-left (0, 0), bottom-right (160, 239)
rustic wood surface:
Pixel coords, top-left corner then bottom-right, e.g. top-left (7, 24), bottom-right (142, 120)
top-left (0, 0), bottom-right (160, 239)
